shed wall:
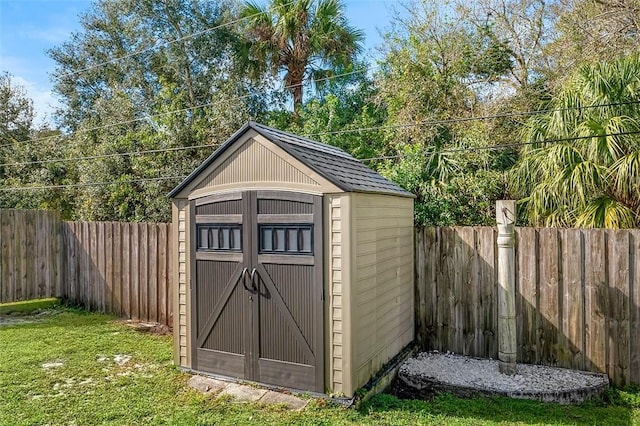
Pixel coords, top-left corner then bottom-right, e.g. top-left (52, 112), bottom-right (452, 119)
top-left (350, 193), bottom-right (414, 390)
top-left (173, 199), bottom-right (191, 368)
top-left (326, 193), bottom-right (352, 395)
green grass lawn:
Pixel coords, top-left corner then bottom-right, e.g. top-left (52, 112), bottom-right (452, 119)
top-left (0, 308), bottom-right (638, 425)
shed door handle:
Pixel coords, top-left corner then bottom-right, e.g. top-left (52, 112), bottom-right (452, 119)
top-left (249, 267), bottom-right (258, 292)
top-left (240, 267), bottom-right (251, 291)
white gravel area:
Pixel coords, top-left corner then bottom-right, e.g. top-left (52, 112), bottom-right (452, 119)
top-left (401, 351), bottom-right (608, 393)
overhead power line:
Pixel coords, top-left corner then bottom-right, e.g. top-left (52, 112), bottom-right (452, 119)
top-left (2, 110), bottom-right (640, 169)
top-left (359, 129), bottom-right (640, 162)
top-left (2, 129), bottom-right (639, 192)
top-left (3, 96), bottom-right (638, 153)
top-left (303, 99), bottom-right (640, 138)
top-left (0, 66), bottom-right (374, 150)
top-left (0, 143), bottom-right (219, 168)
top-left (57, 1), bottom-right (296, 79)
top-left (0, 175), bottom-right (185, 192)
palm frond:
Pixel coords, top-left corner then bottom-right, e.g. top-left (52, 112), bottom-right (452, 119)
top-left (575, 197), bottom-right (638, 229)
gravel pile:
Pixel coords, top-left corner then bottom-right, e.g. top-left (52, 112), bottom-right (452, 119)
top-left (396, 351), bottom-right (609, 404)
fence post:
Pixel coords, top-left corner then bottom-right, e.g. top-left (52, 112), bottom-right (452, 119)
top-left (497, 200), bottom-right (517, 375)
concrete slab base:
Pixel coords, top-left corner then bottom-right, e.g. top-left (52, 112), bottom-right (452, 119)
top-left (220, 383), bottom-right (268, 402)
top-left (259, 390), bottom-right (308, 410)
top-left (187, 375), bottom-right (227, 394)
top-left (393, 352), bottom-right (610, 405)
top-left (187, 374), bottom-right (308, 410)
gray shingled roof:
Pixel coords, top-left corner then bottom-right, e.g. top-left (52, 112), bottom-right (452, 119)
top-left (168, 122), bottom-right (414, 198)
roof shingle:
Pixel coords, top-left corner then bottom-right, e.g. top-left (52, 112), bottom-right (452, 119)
top-left (168, 122), bottom-right (414, 198)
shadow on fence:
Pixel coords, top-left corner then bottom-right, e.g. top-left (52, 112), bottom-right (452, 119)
top-left (0, 210), bottom-right (172, 326)
top-left (63, 222), bottom-right (172, 325)
top-left (0, 210), bottom-right (62, 303)
top-left (416, 226), bottom-right (640, 387)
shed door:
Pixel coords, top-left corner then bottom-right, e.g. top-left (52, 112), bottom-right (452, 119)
top-left (192, 191), bottom-right (324, 393)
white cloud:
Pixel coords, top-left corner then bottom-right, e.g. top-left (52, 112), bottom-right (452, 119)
top-left (12, 75), bottom-right (60, 126)
top-left (21, 26), bottom-right (74, 44)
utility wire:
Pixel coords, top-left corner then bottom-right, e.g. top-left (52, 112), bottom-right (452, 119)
top-left (302, 99), bottom-right (640, 138)
top-left (358, 129), bottom-right (640, 162)
top-left (2, 130), bottom-right (639, 191)
top-left (2, 111), bottom-right (640, 169)
top-left (3, 97), bottom-right (638, 152)
top-left (0, 143), bottom-right (219, 168)
top-left (57, 2), bottom-right (296, 79)
top-left (0, 175), bottom-right (185, 192)
top-left (0, 66), bottom-right (374, 150)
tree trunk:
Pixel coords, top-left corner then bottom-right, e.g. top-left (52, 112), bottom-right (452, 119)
top-left (292, 81), bottom-right (304, 116)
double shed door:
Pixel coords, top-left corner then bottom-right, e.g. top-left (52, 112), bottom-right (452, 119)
top-left (191, 191), bottom-right (324, 392)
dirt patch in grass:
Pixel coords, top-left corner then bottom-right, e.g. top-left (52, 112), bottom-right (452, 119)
top-left (123, 319), bottom-right (172, 335)
top-left (0, 308), bottom-right (60, 327)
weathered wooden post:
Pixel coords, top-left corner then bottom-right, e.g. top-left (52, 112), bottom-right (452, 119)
top-left (497, 200), bottom-right (517, 375)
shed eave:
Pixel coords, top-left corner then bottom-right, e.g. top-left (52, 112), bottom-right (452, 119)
top-left (168, 121), bottom-right (416, 199)
top-left (167, 122), bottom-right (253, 199)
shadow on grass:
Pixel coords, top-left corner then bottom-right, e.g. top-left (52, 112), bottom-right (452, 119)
top-left (358, 390), bottom-right (635, 426)
top-left (0, 306), bottom-right (116, 331)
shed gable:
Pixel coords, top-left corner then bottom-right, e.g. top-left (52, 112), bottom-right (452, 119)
top-left (194, 137), bottom-right (320, 192)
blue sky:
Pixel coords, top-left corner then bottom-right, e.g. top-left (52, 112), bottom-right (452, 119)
top-left (0, 0), bottom-right (400, 124)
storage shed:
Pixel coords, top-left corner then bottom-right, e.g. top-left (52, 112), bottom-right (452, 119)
top-left (169, 122), bottom-right (414, 397)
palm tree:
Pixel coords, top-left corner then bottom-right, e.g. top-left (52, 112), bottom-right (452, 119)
top-left (510, 55), bottom-right (640, 228)
top-left (240, 0), bottom-right (363, 114)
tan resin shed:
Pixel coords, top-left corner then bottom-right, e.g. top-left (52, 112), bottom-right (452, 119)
top-left (168, 122), bottom-right (414, 397)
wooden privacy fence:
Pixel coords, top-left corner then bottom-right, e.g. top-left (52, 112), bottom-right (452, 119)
top-left (0, 210), bottom-right (172, 325)
top-left (416, 226), bottom-right (640, 387)
top-left (0, 210), bottom-right (63, 303)
top-left (4, 209), bottom-right (640, 384)
top-left (63, 222), bottom-right (172, 325)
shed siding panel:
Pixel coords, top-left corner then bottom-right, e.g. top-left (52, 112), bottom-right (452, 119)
top-left (328, 194), bottom-right (346, 394)
top-left (173, 200), bottom-right (191, 369)
top-left (194, 138), bottom-right (320, 191)
top-left (351, 193), bottom-right (414, 390)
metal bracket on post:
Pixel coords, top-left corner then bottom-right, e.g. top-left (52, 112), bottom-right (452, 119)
top-left (497, 200), bottom-right (517, 375)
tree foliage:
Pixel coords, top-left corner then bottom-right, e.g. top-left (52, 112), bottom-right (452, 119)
top-left (371, 1), bottom-right (513, 225)
top-left (510, 55), bottom-right (640, 228)
top-left (47, 0), bottom-right (267, 221)
top-left (240, 0), bottom-right (364, 114)
top-left (3, 0), bottom-right (639, 228)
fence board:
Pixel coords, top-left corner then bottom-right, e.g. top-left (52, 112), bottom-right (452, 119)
top-left (15, 211), bottom-right (26, 301)
top-left (35, 212), bottom-right (46, 299)
top-left (140, 224), bottom-right (149, 321)
top-left (436, 228), bottom-right (453, 352)
top-left (515, 227), bottom-right (538, 364)
top-left (158, 224), bottom-right (168, 325)
top-left (105, 223), bottom-right (113, 313)
top-left (631, 230), bottom-right (640, 385)
top-left (24, 210), bottom-right (38, 300)
top-left (609, 230), bottom-right (630, 386)
top-left (477, 227), bottom-right (496, 358)
top-left (122, 223), bottom-right (131, 318)
top-left (149, 224), bottom-right (158, 323)
top-left (457, 227), bottom-right (475, 355)
top-left (113, 223), bottom-right (122, 317)
top-left (2, 211), bottom-right (16, 302)
top-left (539, 228), bottom-right (560, 366)
top-left (561, 229), bottom-right (584, 369)
top-left (131, 224), bottom-right (140, 320)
